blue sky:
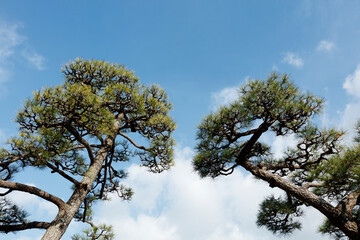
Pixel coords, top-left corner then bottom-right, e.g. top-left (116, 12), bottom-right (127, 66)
top-left (1, 1), bottom-right (360, 239)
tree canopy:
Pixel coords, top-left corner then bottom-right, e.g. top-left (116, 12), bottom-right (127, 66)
top-left (0, 59), bottom-right (176, 239)
top-left (193, 73), bottom-right (360, 239)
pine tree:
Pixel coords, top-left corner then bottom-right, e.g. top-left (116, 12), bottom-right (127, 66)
top-left (0, 59), bottom-right (176, 239)
top-left (193, 73), bottom-right (360, 239)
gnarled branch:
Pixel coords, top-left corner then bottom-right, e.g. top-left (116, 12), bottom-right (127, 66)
top-left (46, 162), bottom-right (81, 186)
top-left (0, 180), bottom-right (66, 209)
top-left (119, 132), bottom-right (147, 151)
top-left (0, 221), bottom-right (51, 233)
top-left (65, 124), bottom-right (95, 164)
top-left (336, 190), bottom-right (360, 217)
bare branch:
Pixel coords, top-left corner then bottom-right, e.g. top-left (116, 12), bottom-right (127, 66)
top-left (0, 180), bottom-right (66, 209)
top-left (235, 127), bottom-right (268, 140)
top-left (119, 132), bottom-right (148, 151)
top-left (241, 160), bottom-right (360, 238)
top-left (46, 162), bottom-right (81, 186)
top-left (63, 144), bottom-right (101, 152)
top-left (241, 160), bottom-right (338, 219)
top-left (0, 221), bottom-right (50, 233)
top-left (0, 189), bottom-right (13, 196)
top-left (302, 182), bottom-right (323, 190)
top-left (83, 219), bottom-right (95, 228)
top-left (0, 154), bottom-right (26, 168)
top-left (65, 124), bottom-right (95, 164)
top-left (220, 164), bottom-right (236, 176)
top-left (262, 163), bottom-right (301, 171)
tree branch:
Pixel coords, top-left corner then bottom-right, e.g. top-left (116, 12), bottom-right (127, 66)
top-left (99, 146), bottom-right (112, 199)
top-left (83, 219), bottom-right (95, 228)
top-left (262, 163), bottom-right (301, 171)
top-left (236, 120), bottom-right (273, 164)
top-left (0, 154), bottom-right (26, 168)
top-left (119, 132), bottom-right (148, 150)
top-left (241, 160), bottom-right (360, 238)
top-left (46, 162), bottom-right (81, 186)
top-left (241, 161), bottom-right (337, 216)
top-left (0, 180), bottom-right (66, 209)
top-left (336, 190), bottom-right (360, 217)
top-left (0, 189), bottom-right (13, 196)
top-left (65, 124), bottom-right (95, 164)
top-left (302, 182), bottom-right (323, 190)
top-left (0, 221), bottom-right (50, 233)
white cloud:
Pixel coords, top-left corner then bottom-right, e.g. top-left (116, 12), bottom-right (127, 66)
top-left (340, 64), bottom-right (360, 142)
top-left (210, 77), bottom-right (250, 111)
top-left (1, 147), bottom-right (329, 240)
top-left (339, 102), bottom-right (360, 144)
top-left (92, 147), bottom-right (328, 240)
top-left (0, 185), bottom-right (59, 240)
top-left (22, 48), bottom-right (46, 70)
top-left (343, 64), bottom-right (360, 98)
top-left (210, 86), bottom-right (239, 111)
top-left (317, 40), bottom-right (335, 52)
top-left (262, 133), bottom-right (298, 159)
top-left (282, 52), bottom-right (304, 68)
top-left (7, 184), bottom-right (58, 220)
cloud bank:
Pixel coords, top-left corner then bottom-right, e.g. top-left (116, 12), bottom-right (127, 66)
top-left (91, 147), bottom-right (327, 240)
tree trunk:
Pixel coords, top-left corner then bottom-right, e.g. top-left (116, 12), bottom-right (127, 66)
top-left (40, 206), bottom-right (75, 240)
top-left (41, 138), bottom-right (113, 239)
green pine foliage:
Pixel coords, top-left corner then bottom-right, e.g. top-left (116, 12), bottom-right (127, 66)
top-left (0, 58), bottom-right (176, 238)
top-left (193, 72), bottom-right (360, 239)
top-left (256, 195), bottom-right (303, 235)
top-left (0, 198), bottom-right (28, 229)
top-left (72, 224), bottom-right (115, 240)
top-left (193, 73), bottom-right (324, 178)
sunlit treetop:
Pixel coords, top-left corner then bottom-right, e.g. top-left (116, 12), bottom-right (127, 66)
top-left (194, 73), bottom-right (324, 178)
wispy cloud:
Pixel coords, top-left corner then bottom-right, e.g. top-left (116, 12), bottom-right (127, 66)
top-left (282, 52), bottom-right (304, 68)
top-left (317, 40), bottom-right (335, 52)
top-left (90, 147), bottom-right (328, 240)
top-left (0, 20), bottom-right (45, 90)
top-left (0, 67), bottom-right (10, 84)
top-left (0, 21), bottom-right (25, 62)
top-left (22, 48), bottom-right (46, 70)
top-left (0, 21), bottom-right (24, 85)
